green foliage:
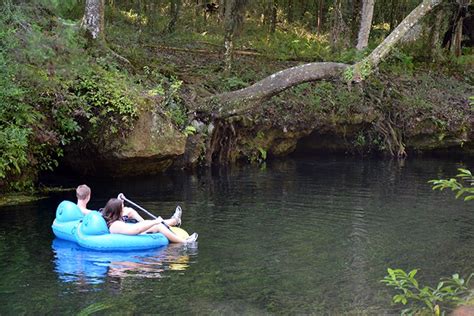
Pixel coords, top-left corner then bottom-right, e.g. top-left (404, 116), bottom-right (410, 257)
top-left (382, 268), bottom-right (473, 315)
top-left (0, 126), bottom-right (31, 179)
top-left (382, 48), bottom-right (415, 75)
top-left (77, 302), bottom-right (113, 316)
top-left (429, 169), bottom-right (474, 202)
top-left (0, 2), bottom-right (145, 191)
top-left (353, 132), bottom-right (366, 148)
top-left (311, 81), bottom-right (360, 116)
top-left (0, 4), bottom-right (36, 189)
top-left (150, 75), bottom-right (188, 129)
top-left (184, 125), bottom-right (197, 136)
top-left (74, 68), bottom-right (139, 140)
top-left (222, 76), bottom-right (248, 90)
top-left (343, 67), bottom-right (355, 82)
top-left (258, 147), bottom-right (267, 161)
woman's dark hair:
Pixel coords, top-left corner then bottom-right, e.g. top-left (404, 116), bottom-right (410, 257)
top-left (102, 198), bottom-right (123, 227)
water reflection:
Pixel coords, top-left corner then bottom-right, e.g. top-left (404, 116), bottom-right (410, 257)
top-left (52, 239), bottom-right (198, 285)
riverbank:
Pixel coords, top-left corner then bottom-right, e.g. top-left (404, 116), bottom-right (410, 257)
top-left (0, 2), bottom-right (472, 191)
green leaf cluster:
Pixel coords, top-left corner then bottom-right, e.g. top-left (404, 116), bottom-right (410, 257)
top-left (382, 268), bottom-right (473, 315)
top-left (429, 169), bottom-right (474, 202)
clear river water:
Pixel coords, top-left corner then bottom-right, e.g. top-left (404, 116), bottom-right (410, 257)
top-left (0, 156), bottom-right (473, 315)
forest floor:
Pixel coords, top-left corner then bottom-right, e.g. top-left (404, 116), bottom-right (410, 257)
top-left (105, 25), bottom-right (474, 157)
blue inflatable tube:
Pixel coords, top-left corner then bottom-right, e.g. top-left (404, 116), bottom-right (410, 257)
top-left (51, 200), bottom-right (169, 251)
top-left (51, 201), bottom-right (83, 242)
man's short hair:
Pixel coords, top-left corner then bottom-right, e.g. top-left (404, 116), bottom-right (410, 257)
top-left (76, 184), bottom-right (91, 200)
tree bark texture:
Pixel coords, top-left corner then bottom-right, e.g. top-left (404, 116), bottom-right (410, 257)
top-left (215, 63), bottom-right (349, 115)
top-left (356, 0), bottom-right (375, 50)
top-left (82, 0), bottom-right (105, 40)
top-left (316, 0), bottom-right (324, 34)
top-left (429, 8), bottom-right (444, 58)
top-left (223, 0), bottom-right (247, 73)
top-left (223, 0), bottom-right (235, 73)
top-left (270, 0), bottom-right (277, 33)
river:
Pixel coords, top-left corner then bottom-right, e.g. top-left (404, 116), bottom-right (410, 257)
top-left (0, 156), bottom-right (473, 314)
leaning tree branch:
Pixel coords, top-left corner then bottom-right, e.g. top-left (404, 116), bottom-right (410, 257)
top-left (203, 0), bottom-right (443, 118)
top-left (212, 62), bottom-right (349, 116)
top-left (353, 0), bottom-right (443, 79)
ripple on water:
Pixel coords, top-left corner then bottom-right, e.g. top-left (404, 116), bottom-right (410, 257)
top-left (0, 157), bottom-right (473, 315)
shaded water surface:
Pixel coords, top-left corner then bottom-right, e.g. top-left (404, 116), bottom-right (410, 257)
top-left (0, 157), bottom-right (473, 314)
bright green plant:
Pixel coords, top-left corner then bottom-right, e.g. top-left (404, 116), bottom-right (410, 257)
top-left (257, 147), bottom-right (267, 162)
top-left (382, 268), bottom-right (473, 315)
top-left (343, 66), bottom-right (355, 82)
top-left (429, 169), bottom-right (474, 201)
top-left (354, 132), bottom-right (366, 148)
top-left (184, 125), bottom-right (197, 136)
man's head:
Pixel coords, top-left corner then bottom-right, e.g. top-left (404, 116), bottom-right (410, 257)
top-left (76, 184), bottom-right (91, 202)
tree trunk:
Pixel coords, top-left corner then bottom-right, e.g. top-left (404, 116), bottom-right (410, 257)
top-left (351, 0), bottom-right (362, 44)
top-left (270, 0), bottom-right (277, 33)
top-left (218, 0), bottom-right (225, 22)
top-left (223, 0), bottom-right (235, 73)
top-left (356, 0), bottom-right (375, 50)
top-left (429, 8), bottom-right (444, 59)
top-left (217, 62), bottom-right (349, 111)
top-left (452, 14), bottom-right (464, 56)
top-left (330, 0), bottom-right (350, 50)
top-left (81, 0), bottom-right (105, 40)
top-left (205, 0), bottom-right (442, 117)
top-left (362, 0), bottom-right (442, 69)
top-left (168, 0), bottom-right (181, 33)
top-left (223, 0), bottom-right (247, 73)
top-left (316, 0), bottom-right (323, 34)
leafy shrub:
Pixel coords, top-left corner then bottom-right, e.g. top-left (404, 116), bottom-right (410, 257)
top-left (0, 2), bottom-right (144, 190)
top-left (382, 268), bottom-right (473, 315)
top-left (73, 68), bottom-right (140, 141)
top-left (429, 168), bottom-right (474, 201)
top-left (0, 5), bottom-right (37, 189)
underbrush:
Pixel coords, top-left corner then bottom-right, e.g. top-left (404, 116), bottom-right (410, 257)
top-left (0, 2), bottom-right (147, 191)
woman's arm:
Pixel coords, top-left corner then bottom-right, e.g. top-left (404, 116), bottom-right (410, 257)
top-left (109, 218), bottom-right (163, 235)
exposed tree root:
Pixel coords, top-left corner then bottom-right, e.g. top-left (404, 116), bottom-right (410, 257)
top-left (205, 119), bottom-right (238, 165)
top-left (375, 115), bottom-right (407, 158)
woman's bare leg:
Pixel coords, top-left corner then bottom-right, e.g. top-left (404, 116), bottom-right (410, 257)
top-left (145, 223), bottom-right (186, 243)
top-left (163, 218), bottom-right (179, 227)
top-left (123, 207), bottom-right (145, 221)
